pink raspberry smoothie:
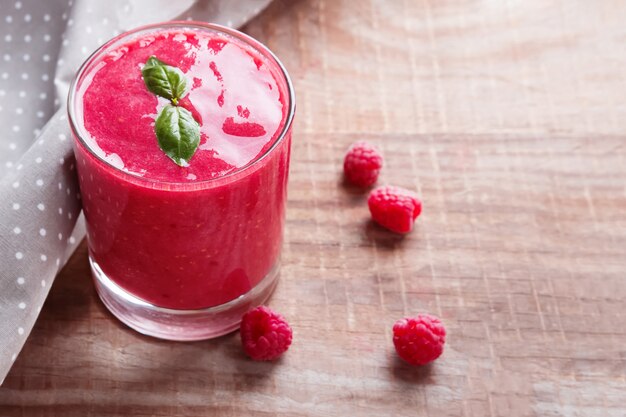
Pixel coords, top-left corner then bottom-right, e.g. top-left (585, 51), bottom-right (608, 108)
top-left (70, 24), bottom-right (292, 310)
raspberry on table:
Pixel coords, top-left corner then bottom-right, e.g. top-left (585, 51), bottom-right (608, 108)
top-left (343, 141), bottom-right (383, 187)
top-left (240, 306), bottom-right (293, 361)
top-left (368, 186), bottom-right (422, 233)
top-left (393, 314), bottom-right (446, 366)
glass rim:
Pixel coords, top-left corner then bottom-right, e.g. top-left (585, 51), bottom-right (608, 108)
top-left (67, 21), bottom-right (295, 189)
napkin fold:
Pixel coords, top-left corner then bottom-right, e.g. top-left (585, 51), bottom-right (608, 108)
top-left (0, 0), bottom-right (272, 384)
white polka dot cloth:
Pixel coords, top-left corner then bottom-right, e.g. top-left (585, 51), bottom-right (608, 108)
top-left (0, 0), bottom-right (272, 384)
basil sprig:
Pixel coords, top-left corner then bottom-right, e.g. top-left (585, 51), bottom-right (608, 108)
top-left (142, 56), bottom-right (200, 166)
top-left (154, 105), bottom-right (200, 167)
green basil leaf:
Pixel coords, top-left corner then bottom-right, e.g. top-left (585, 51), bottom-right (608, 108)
top-left (154, 104), bottom-right (200, 166)
top-left (142, 56), bottom-right (187, 104)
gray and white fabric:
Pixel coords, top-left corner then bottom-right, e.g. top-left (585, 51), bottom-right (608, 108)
top-left (0, 0), bottom-right (271, 384)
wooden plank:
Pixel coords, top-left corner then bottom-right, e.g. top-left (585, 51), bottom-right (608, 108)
top-left (3, 133), bottom-right (625, 416)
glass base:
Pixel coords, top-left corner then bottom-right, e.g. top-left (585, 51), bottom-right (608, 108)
top-left (90, 257), bottom-right (280, 341)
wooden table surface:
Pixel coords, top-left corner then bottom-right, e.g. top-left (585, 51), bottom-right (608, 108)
top-left (2, 1), bottom-right (626, 416)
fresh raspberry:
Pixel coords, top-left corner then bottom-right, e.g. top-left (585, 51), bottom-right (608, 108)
top-left (343, 141), bottom-right (383, 187)
top-left (393, 314), bottom-right (446, 366)
top-left (368, 186), bottom-right (422, 233)
top-left (240, 306), bottom-right (292, 361)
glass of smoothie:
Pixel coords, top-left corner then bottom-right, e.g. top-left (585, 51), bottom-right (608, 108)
top-left (67, 22), bottom-right (295, 340)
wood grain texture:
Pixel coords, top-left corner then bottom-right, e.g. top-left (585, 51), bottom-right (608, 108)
top-left (2, 1), bottom-right (626, 416)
